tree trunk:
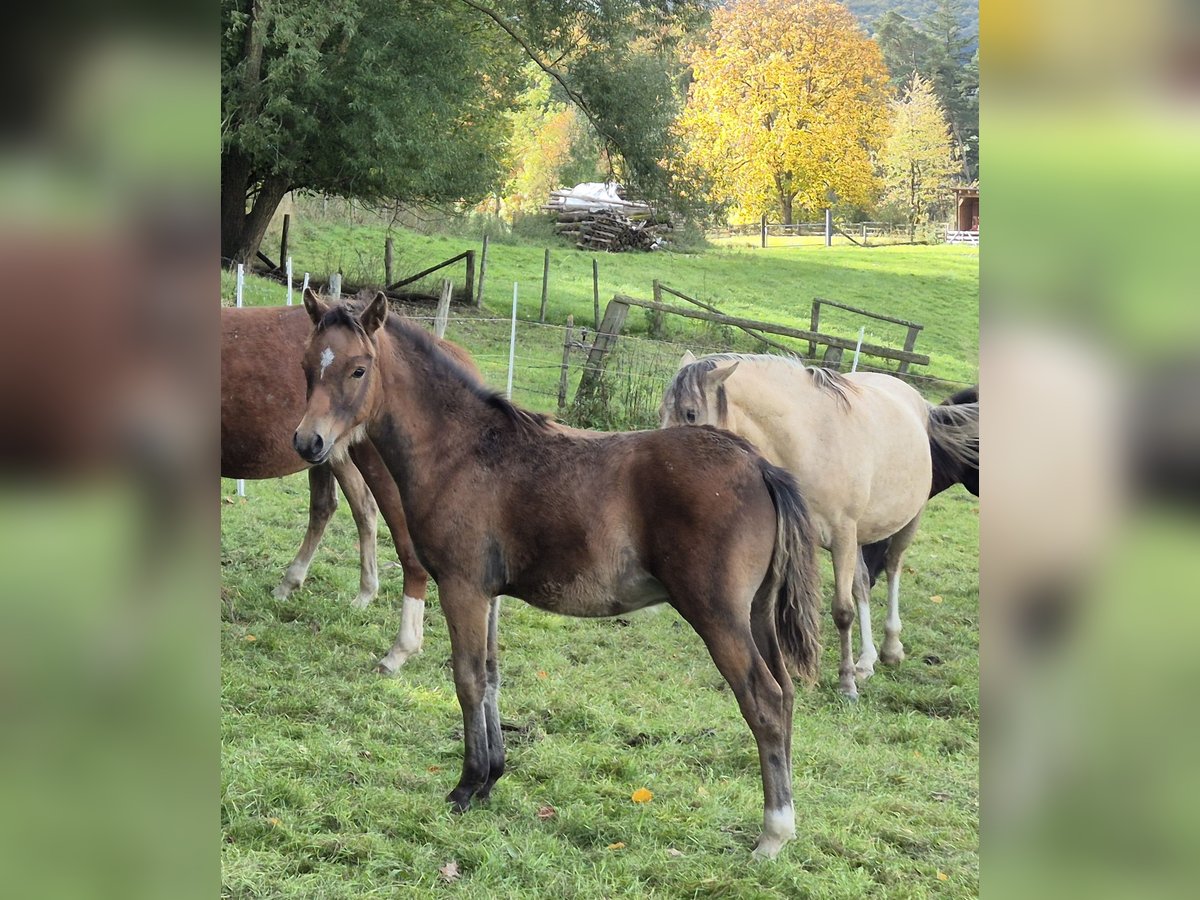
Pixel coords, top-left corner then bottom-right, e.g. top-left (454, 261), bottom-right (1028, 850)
top-left (778, 193), bottom-right (794, 226)
top-left (221, 149), bottom-right (289, 265)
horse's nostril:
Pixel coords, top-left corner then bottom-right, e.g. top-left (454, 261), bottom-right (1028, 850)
top-left (312, 434), bottom-right (324, 453)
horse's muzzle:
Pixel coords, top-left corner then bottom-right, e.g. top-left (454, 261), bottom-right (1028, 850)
top-left (293, 429), bottom-right (330, 465)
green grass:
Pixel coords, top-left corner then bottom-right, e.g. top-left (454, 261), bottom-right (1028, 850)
top-left (241, 215), bottom-right (978, 387)
top-left (222, 220), bottom-right (978, 897)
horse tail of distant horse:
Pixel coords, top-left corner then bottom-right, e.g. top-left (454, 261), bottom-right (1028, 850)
top-left (927, 401), bottom-right (980, 495)
top-left (758, 461), bottom-right (823, 684)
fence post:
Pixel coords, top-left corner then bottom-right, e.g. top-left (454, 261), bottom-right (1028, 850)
top-left (824, 208), bottom-right (832, 247)
top-left (463, 251), bottom-right (475, 306)
top-left (385, 237), bottom-right (394, 287)
top-left (575, 296), bottom-right (631, 405)
top-left (539, 248), bottom-right (550, 322)
top-left (761, 213), bottom-right (768, 249)
top-left (898, 324), bottom-right (920, 375)
top-left (476, 234), bottom-right (488, 308)
top-left (280, 214), bottom-right (290, 268)
top-left (808, 299), bottom-right (820, 360)
top-left (330, 272), bottom-right (342, 299)
top-left (435, 279), bottom-right (452, 339)
top-left (850, 326), bottom-right (865, 373)
top-left (235, 263), bottom-right (246, 499)
top-left (862, 223), bottom-right (868, 247)
top-left (285, 256), bottom-right (293, 306)
top-left (506, 283), bottom-right (518, 400)
top-left (592, 258), bottom-right (600, 329)
top-left (558, 314), bottom-right (574, 412)
top-left (649, 280), bottom-right (665, 338)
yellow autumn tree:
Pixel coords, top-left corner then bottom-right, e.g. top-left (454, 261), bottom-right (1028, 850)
top-left (676, 0), bottom-right (891, 224)
top-left (881, 72), bottom-right (958, 233)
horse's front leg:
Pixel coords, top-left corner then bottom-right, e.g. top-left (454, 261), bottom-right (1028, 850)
top-left (330, 455), bottom-right (379, 610)
top-left (440, 582), bottom-right (504, 811)
top-left (350, 440), bottom-right (428, 673)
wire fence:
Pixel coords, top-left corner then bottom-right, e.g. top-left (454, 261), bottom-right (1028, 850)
top-left (398, 303), bottom-right (977, 432)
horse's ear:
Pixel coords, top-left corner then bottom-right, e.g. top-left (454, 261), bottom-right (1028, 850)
top-left (359, 291), bottom-right (388, 335)
top-left (302, 288), bottom-right (328, 326)
top-left (679, 349), bottom-right (696, 368)
top-left (706, 360), bottom-right (739, 387)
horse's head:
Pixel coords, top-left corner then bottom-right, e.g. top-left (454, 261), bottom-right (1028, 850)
top-left (659, 350), bottom-right (739, 429)
top-left (293, 288), bottom-right (387, 465)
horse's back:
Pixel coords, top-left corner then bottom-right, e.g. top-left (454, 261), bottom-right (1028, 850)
top-left (723, 363), bottom-right (931, 540)
top-left (221, 305), bottom-right (313, 478)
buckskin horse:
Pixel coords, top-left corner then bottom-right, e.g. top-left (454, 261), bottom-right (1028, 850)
top-left (660, 353), bottom-right (978, 698)
top-left (292, 290), bottom-right (824, 858)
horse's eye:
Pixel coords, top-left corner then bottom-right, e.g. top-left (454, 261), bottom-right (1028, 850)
top-left (685, 409), bottom-right (697, 424)
top-left (352, 367), bottom-right (366, 379)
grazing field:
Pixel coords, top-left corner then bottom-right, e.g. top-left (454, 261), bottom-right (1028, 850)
top-left (221, 229), bottom-right (978, 897)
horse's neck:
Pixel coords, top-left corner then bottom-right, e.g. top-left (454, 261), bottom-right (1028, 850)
top-left (369, 325), bottom-right (489, 509)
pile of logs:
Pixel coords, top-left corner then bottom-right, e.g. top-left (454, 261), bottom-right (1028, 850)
top-left (550, 208), bottom-right (672, 252)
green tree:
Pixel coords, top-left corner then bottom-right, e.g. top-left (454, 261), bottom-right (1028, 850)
top-left (921, 0), bottom-right (977, 179)
top-left (881, 73), bottom-right (958, 234)
top-left (221, 0), bottom-right (527, 264)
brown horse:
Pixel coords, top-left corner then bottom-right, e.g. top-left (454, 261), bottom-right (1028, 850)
top-left (292, 290), bottom-right (825, 859)
top-left (221, 299), bottom-right (480, 672)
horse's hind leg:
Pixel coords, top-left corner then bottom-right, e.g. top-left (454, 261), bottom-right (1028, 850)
top-left (830, 527), bottom-right (861, 699)
top-left (273, 464), bottom-right (337, 600)
top-left (330, 455), bottom-right (379, 609)
top-left (351, 441), bottom-right (428, 673)
top-left (881, 511), bottom-right (923, 666)
top-left (854, 552), bottom-right (879, 681)
top-left (688, 597), bottom-right (795, 859)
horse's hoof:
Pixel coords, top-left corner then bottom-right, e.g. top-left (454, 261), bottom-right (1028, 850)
top-left (272, 584), bottom-right (295, 601)
top-left (855, 664), bottom-right (875, 682)
top-left (446, 790), bottom-right (473, 813)
top-left (374, 661), bottom-right (395, 675)
top-left (351, 594), bottom-right (373, 610)
top-left (751, 836), bottom-right (789, 860)
top-left (880, 647), bottom-right (906, 666)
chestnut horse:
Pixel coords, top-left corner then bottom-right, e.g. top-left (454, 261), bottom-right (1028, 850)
top-left (292, 290), bottom-right (824, 859)
top-left (221, 299), bottom-right (480, 672)
top-left (661, 353), bottom-right (978, 699)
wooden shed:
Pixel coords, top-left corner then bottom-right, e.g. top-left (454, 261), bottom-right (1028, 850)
top-left (947, 186), bottom-right (979, 244)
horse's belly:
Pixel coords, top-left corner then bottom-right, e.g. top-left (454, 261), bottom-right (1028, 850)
top-left (519, 569), bottom-right (669, 619)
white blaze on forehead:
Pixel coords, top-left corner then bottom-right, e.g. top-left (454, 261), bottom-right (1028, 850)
top-left (319, 347), bottom-right (335, 379)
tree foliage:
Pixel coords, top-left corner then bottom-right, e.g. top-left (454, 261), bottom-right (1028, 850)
top-left (881, 72), bottom-right (958, 228)
top-left (221, 0), bottom-right (531, 262)
top-left (675, 0), bottom-right (892, 225)
top-left (871, 0), bottom-right (977, 179)
top-left (221, 0), bottom-right (705, 263)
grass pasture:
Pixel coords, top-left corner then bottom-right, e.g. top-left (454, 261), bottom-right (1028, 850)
top-left (221, 230), bottom-right (978, 897)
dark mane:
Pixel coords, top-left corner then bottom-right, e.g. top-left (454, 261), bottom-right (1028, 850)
top-left (381, 310), bottom-right (552, 436)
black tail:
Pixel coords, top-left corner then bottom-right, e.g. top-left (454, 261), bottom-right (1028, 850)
top-left (928, 401), bottom-right (979, 497)
top-left (758, 460), bottom-right (823, 683)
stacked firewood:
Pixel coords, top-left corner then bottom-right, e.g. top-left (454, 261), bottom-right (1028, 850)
top-left (550, 208), bottom-right (672, 252)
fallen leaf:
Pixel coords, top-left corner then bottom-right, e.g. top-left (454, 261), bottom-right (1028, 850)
top-left (427, 765), bottom-right (441, 773)
top-left (537, 805), bottom-right (556, 820)
top-left (222, 496), bottom-right (235, 505)
top-left (631, 788), bottom-right (653, 804)
top-left (244, 634), bottom-right (257, 642)
top-left (930, 791), bottom-right (952, 802)
top-left (607, 842), bottom-right (626, 851)
top-left (903, 565), bottom-right (916, 574)
top-left (267, 817), bottom-right (281, 827)
top-left (937, 870), bottom-right (949, 881)
top-left (930, 595), bottom-right (943, 604)
top-left (537, 671), bottom-right (548, 679)
top-left (665, 847), bottom-right (684, 858)
top-left (439, 860), bottom-right (460, 883)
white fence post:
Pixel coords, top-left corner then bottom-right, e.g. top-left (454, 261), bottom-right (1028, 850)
top-left (850, 326), bottom-right (865, 373)
top-left (302, 272), bottom-right (310, 297)
top-left (285, 256), bottom-right (293, 305)
top-left (506, 283), bottom-right (518, 400)
top-left (236, 265), bottom-right (246, 498)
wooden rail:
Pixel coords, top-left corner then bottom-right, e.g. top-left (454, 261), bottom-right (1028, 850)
top-left (610, 294), bottom-right (930, 367)
top-left (810, 297), bottom-right (925, 373)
